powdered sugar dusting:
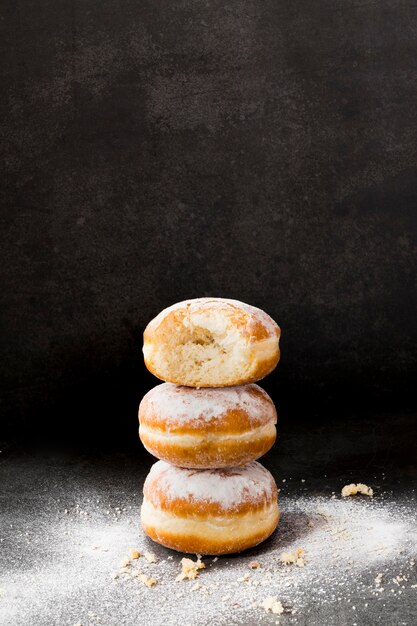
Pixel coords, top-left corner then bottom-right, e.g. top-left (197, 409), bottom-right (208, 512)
top-left (145, 297), bottom-right (280, 338)
top-left (145, 460), bottom-right (276, 509)
top-left (139, 382), bottom-right (276, 428)
top-left (2, 475), bottom-right (416, 626)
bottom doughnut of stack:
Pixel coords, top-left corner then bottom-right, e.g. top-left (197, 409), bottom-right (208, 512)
top-left (141, 461), bottom-right (279, 555)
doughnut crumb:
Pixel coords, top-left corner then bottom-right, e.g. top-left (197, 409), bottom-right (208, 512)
top-left (237, 573), bottom-right (251, 583)
top-left (130, 549), bottom-right (140, 560)
top-left (260, 596), bottom-right (285, 614)
top-left (144, 552), bottom-right (158, 563)
top-left (137, 574), bottom-right (157, 587)
top-left (175, 557), bottom-right (205, 582)
top-left (341, 483), bottom-right (374, 498)
top-left (280, 548), bottom-right (305, 567)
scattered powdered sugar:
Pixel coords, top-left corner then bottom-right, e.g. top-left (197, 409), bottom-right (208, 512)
top-left (139, 382), bottom-right (276, 428)
top-left (145, 460), bottom-right (276, 509)
top-left (2, 478), bottom-right (416, 626)
top-left (145, 297), bottom-right (280, 338)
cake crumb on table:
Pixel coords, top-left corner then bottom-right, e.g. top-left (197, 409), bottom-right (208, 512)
top-left (280, 548), bottom-right (305, 567)
top-left (176, 557), bottom-right (205, 581)
top-left (144, 552), bottom-right (158, 563)
top-left (260, 596), bottom-right (285, 614)
top-left (237, 572), bottom-right (251, 583)
top-left (341, 483), bottom-right (374, 498)
top-left (249, 560), bottom-right (261, 569)
top-left (138, 574), bottom-right (157, 587)
top-left (130, 549), bottom-right (140, 559)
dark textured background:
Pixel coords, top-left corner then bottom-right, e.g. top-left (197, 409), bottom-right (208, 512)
top-left (1, 0), bottom-right (417, 445)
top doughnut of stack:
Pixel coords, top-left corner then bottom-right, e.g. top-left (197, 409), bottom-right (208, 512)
top-left (143, 297), bottom-right (280, 387)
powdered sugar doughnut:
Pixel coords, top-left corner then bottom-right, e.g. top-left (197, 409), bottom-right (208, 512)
top-left (139, 383), bottom-right (277, 468)
top-left (141, 461), bottom-right (279, 555)
top-left (143, 298), bottom-right (280, 387)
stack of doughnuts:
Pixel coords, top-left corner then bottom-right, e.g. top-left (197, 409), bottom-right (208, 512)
top-left (139, 298), bottom-right (281, 555)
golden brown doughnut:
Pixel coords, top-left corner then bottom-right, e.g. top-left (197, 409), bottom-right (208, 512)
top-left (142, 298), bottom-right (280, 387)
top-left (141, 461), bottom-right (279, 555)
top-left (139, 383), bottom-right (277, 468)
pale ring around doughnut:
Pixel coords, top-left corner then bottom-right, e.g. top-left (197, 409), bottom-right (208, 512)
top-left (143, 298), bottom-right (280, 387)
top-left (141, 461), bottom-right (279, 555)
top-left (139, 383), bottom-right (277, 469)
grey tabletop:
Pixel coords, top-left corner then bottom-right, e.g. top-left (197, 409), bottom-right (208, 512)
top-left (1, 411), bottom-right (416, 626)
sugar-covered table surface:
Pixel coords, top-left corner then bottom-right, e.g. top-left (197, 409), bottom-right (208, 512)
top-left (1, 412), bottom-right (416, 626)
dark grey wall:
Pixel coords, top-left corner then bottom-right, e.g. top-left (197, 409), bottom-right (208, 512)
top-left (1, 1), bottom-right (417, 443)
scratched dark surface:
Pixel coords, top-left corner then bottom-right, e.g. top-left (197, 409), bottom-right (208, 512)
top-left (1, 1), bottom-right (417, 443)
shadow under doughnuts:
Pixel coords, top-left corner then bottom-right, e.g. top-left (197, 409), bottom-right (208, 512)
top-left (139, 510), bottom-right (324, 563)
top-left (223, 510), bottom-right (324, 562)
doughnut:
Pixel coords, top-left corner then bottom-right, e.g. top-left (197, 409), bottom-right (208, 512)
top-left (143, 298), bottom-right (280, 387)
top-left (139, 383), bottom-right (277, 468)
top-left (141, 461), bottom-right (279, 555)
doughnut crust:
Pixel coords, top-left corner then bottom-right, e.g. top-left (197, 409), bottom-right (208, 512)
top-left (143, 298), bottom-right (280, 387)
top-left (141, 461), bottom-right (279, 555)
top-left (139, 383), bottom-right (277, 468)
